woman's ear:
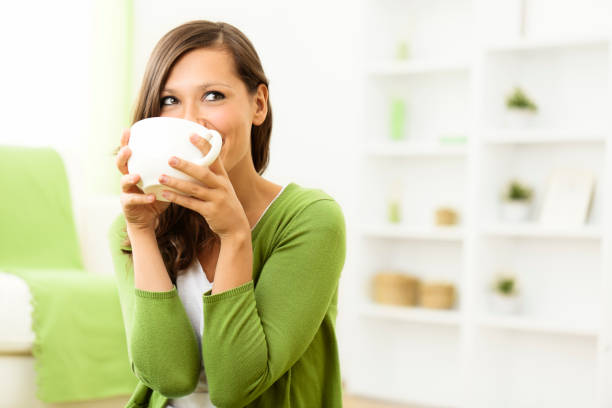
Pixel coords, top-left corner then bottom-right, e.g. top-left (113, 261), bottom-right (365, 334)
top-left (252, 84), bottom-right (268, 126)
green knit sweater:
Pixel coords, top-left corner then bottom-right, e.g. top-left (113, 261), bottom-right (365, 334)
top-left (107, 182), bottom-right (346, 408)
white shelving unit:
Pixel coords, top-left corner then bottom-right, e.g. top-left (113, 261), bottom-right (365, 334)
top-left (367, 59), bottom-right (471, 76)
top-left (361, 303), bottom-right (462, 327)
top-left (349, 0), bottom-right (612, 407)
top-left (360, 225), bottom-right (465, 241)
top-left (481, 224), bottom-right (602, 240)
top-left (483, 35), bottom-right (610, 53)
top-left (476, 313), bottom-right (599, 337)
top-left (482, 129), bottom-right (608, 145)
top-left (364, 142), bottom-right (468, 158)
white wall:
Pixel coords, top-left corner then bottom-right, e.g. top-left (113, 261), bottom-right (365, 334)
top-left (0, 1), bottom-right (92, 196)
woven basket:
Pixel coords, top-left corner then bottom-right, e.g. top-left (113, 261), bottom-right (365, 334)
top-left (420, 281), bottom-right (456, 309)
top-left (372, 272), bottom-right (419, 306)
top-left (435, 207), bottom-right (458, 226)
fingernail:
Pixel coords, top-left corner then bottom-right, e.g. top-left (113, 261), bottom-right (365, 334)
top-left (190, 134), bottom-right (198, 142)
top-left (169, 157), bottom-right (178, 166)
top-left (159, 175), bottom-right (168, 183)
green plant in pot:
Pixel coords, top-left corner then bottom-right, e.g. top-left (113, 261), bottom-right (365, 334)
top-left (500, 179), bottom-right (533, 223)
top-left (505, 86), bottom-right (538, 129)
top-left (490, 273), bottom-right (520, 315)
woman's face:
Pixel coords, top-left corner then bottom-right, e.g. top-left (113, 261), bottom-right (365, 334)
top-left (159, 47), bottom-right (267, 172)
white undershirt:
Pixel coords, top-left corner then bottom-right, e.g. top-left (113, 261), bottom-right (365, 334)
top-left (166, 184), bottom-right (287, 408)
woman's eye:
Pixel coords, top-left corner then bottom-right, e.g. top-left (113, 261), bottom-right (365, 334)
top-left (160, 96), bottom-right (177, 106)
top-left (204, 91), bottom-right (224, 102)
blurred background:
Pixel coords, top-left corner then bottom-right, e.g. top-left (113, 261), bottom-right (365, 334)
top-left (1, 0), bottom-right (612, 407)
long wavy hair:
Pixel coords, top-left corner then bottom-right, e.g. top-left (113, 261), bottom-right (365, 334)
top-left (112, 20), bottom-right (272, 284)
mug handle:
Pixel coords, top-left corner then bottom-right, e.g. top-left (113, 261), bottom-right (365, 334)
top-left (194, 128), bottom-right (223, 167)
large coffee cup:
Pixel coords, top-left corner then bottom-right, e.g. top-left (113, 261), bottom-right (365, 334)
top-left (127, 117), bottom-right (222, 202)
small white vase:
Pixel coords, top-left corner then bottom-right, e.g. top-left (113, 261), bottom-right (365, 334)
top-left (501, 200), bottom-right (531, 223)
top-left (490, 293), bottom-right (521, 315)
top-left (504, 109), bottom-right (536, 129)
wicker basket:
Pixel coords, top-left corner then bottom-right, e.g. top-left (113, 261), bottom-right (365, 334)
top-left (420, 281), bottom-right (456, 309)
top-left (435, 207), bottom-right (458, 226)
top-left (372, 272), bottom-right (419, 306)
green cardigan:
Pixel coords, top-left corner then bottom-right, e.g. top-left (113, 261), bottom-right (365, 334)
top-left (107, 182), bottom-right (346, 408)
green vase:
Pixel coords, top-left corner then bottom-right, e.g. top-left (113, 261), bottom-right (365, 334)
top-left (396, 41), bottom-right (410, 60)
top-left (390, 98), bottom-right (405, 141)
top-left (388, 200), bottom-right (401, 224)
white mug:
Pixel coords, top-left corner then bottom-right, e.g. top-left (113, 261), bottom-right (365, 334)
top-left (127, 117), bottom-right (222, 202)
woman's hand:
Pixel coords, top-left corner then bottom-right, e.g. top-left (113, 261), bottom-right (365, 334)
top-left (158, 133), bottom-right (250, 240)
top-left (116, 128), bottom-right (171, 231)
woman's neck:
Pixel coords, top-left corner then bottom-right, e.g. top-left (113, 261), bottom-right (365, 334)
top-left (227, 152), bottom-right (281, 230)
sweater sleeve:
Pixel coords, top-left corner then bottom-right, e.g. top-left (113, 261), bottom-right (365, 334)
top-left (201, 199), bottom-right (346, 408)
top-left (107, 214), bottom-right (201, 398)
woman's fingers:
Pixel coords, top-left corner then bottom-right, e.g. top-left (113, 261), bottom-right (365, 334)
top-left (121, 128), bottom-right (130, 147)
top-left (116, 145), bottom-right (132, 175)
top-left (167, 155), bottom-right (221, 189)
top-left (121, 173), bottom-right (143, 193)
top-left (120, 191), bottom-right (156, 207)
top-left (159, 173), bottom-right (219, 202)
top-left (116, 129), bottom-right (131, 175)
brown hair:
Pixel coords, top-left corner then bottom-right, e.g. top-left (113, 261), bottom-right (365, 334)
top-left (112, 20), bottom-right (272, 284)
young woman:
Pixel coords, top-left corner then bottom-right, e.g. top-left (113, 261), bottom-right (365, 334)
top-left (108, 20), bottom-right (346, 408)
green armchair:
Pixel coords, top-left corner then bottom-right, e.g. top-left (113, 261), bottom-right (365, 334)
top-left (0, 145), bottom-right (137, 406)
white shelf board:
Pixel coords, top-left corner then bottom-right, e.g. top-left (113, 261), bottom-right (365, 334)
top-left (478, 314), bottom-right (599, 337)
top-left (347, 389), bottom-right (459, 408)
top-left (0, 337), bottom-right (34, 354)
top-left (481, 223), bottom-right (602, 240)
top-left (364, 142), bottom-right (468, 158)
top-left (361, 303), bottom-right (462, 326)
top-left (368, 59), bottom-right (471, 76)
top-left (482, 129), bottom-right (608, 145)
top-left (484, 35), bottom-right (609, 53)
top-left (361, 224), bottom-right (465, 242)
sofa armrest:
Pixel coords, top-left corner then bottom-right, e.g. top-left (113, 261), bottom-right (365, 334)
top-left (0, 273), bottom-right (35, 354)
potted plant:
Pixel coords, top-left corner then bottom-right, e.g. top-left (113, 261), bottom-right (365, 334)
top-left (500, 179), bottom-right (533, 223)
top-left (490, 273), bottom-right (520, 315)
top-left (505, 86), bottom-right (537, 128)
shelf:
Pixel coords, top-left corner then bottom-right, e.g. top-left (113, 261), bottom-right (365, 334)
top-left (482, 129), bottom-right (608, 145)
top-left (361, 303), bottom-right (461, 326)
top-left (478, 314), bottom-right (599, 337)
top-left (346, 389), bottom-right (459, 408)
top-left (0, 337), bottom-right (34, 354)
top-left (484, 35), bottom-right (609, 53)
top-left (367, 59), bottom-right (471, 76)
top-left (364, 142), bottom-right (468, 158)
top-left (361, 224), bottom-right (465, 242)
top-left (357, 1), bottom-right (612, 406)
top-left (481, 223), bottom-right (602, 240)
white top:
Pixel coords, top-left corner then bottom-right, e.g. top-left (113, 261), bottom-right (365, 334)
top-left (167, 184), bottom-right (287, 408)
top-left (166, 257), bottom-right (214, 408)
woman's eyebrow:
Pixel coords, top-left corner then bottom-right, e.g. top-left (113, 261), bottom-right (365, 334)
top-left (162, 82), bottom-right (232, 94)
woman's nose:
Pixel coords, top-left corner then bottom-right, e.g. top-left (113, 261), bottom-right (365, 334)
top-left (182, 110), bottom-right (199, 124)
top-left (181, 109), bottom-right (208, 128)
